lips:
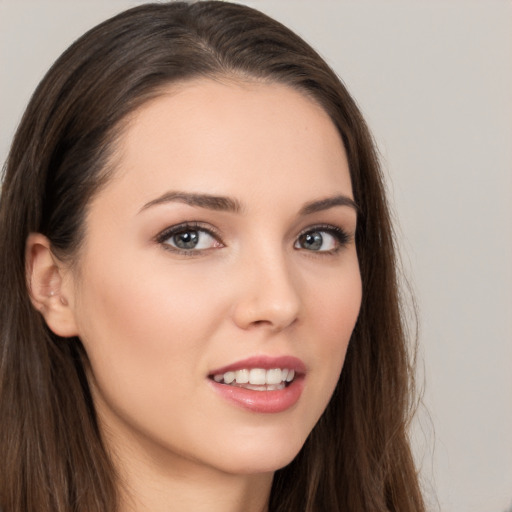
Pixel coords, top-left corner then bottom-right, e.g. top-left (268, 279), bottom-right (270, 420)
top-left (208, 356), bottom-right (306, 413)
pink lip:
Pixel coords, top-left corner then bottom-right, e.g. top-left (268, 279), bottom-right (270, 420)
top-left (208, 355), bottom-right (306, 414)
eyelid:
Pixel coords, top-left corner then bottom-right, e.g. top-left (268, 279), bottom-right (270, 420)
top-left (155, 221), bottom-right (224, 254)
top-left (154, 221), bottom-right (353, 256)
top-left (295, 223), bottom-right (352, 252)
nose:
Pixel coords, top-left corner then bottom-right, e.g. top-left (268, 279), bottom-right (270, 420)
top-left (231, 251), bottom-right (301, 332)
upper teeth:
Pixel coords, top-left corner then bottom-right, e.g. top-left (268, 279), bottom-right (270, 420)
top-left (213, 368), bottom-right (295, 385)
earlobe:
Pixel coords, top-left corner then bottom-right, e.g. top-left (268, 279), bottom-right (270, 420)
top-left (25, 233), bottom-right (79, 337)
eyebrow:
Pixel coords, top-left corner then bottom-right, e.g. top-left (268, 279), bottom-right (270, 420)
top-left (299, 195), bottom-right (358, 215)
top-left (140, 191), bottom-right (243, 214)
top-left (139, 191), bottom-right (358, 215)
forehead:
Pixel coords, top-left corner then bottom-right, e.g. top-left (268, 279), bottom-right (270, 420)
top-left (99, 78), bottom-right (352, 212)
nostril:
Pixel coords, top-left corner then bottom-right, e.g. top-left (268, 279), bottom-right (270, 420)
top-left (252, 319), bottom-right (270, 326)
top-left (247, 318), bottom-right (298, 331)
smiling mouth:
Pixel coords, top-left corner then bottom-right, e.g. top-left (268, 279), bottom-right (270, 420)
top-left (209, 368), bottom-right (296, 391)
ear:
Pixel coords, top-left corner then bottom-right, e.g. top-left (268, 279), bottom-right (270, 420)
top-left (25, 233), bottom-right (79, 337)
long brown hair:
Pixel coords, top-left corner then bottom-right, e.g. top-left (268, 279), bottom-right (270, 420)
top-left (0, 2), bottom-right (424, 511)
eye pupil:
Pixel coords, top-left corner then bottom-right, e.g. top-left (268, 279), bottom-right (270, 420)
top-left (300, 232), bottom-right (323, 251)
top-left (174, 230), bottom-right (199, 249)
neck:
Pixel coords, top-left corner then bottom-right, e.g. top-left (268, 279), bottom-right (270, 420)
top-left (118, 458), bottom-right (273, 512)
top-left (107, 431), bottom-right (274, 512)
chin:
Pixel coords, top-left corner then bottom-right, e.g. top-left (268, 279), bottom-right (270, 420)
top-left (208, 433), bottom-right (308, 476)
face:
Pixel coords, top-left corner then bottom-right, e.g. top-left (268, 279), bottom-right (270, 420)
top-left (64, 79), bottom-right (362, 477)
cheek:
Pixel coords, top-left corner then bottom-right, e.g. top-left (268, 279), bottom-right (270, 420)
top-left (72, 256), bottom-right (233, 449)
top-left (310, 257), bottom-right (361, 332)
top-left (73, 255), bottom-right (229, 392)
top-left (305, 259), bottom-right (362, 380)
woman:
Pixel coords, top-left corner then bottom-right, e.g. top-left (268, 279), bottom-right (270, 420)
top-left (0, 2), bottom-right (424, 511)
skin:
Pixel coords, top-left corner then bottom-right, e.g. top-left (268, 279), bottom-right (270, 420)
top-left (29, 79), bottom-right (362, 512)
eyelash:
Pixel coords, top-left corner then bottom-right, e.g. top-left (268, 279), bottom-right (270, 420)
top-left (295, 224), bottom-right (351, 255)
top-left (155, 222), bottom-right (352, 256)
top-left (155, 221), bottom-right (223, 256)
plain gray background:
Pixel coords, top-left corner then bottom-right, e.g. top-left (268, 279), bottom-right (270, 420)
top-left (1, 1), bottom-right (511, 511)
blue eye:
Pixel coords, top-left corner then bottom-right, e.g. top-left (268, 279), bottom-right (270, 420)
top-left (168, 229), bottom-right (214, 250)
top-left (294, 227), bottom-right (349, 252)
top-left (157, 223), bottom-right (222, 253)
